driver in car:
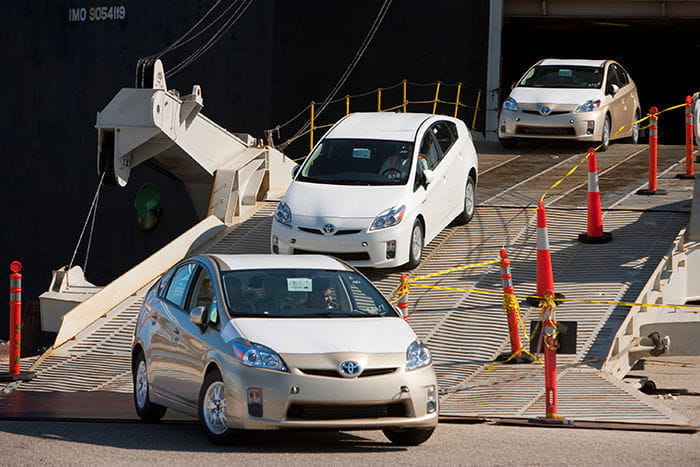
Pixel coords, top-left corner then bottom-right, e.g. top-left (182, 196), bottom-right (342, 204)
top-left (307, 279), bottom-right (336, 309)
top-left (379, 144), bottom-right (411, 180)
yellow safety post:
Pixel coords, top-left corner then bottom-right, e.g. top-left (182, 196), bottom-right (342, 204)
top-left (453, 82), bottom-right (462, 118)
top-left (377, 88), bottom-right (382, 112)
top-left (345, 95), bottom-right (350, 115)
top-left (471, 89), bottom-right (482, 131)
top-left (432, 81), bottom-right (441, 114)
top-left (309, 101), bottom-right (315, 151)
top-left (402, 79), bottom-right (407, 113)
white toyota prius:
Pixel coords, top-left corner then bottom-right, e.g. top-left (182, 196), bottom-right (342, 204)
top-left (271, 112), bottom-right (478, 268)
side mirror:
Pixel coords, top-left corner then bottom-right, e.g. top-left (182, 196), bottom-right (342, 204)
top-left (291, 164), bottom-right (300, 178)
top-left (610, 84), bottom-right (620, 95)
top-left (423, 169), bottom-right (435, 186)
top-left (190, 305), bottom-right (206, 325)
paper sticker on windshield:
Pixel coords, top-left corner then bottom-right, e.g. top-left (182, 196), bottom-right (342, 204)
top-left (559, 69), bottom-right (572, 77)
top-left (287, 278), bottom-right (313, 292)
top-left (353, 148), bottom-right (371, 159)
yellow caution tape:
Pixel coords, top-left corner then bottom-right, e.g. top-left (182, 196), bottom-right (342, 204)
top-left (407, 259), bottom-right (500, 282)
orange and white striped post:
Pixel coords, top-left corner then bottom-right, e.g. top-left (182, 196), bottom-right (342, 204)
top-left (1, 261), bottom-right (35, 382)
top-left (578, 148), bottom-right (612, 243)
top-left (676, 95), bottom-right (696, 180)
top-left (500, 249), bottom-right (522, 356)
top-left (637, 107), bottom-right (667, 195)
top-left (397, 274), bottom-right (410, 322)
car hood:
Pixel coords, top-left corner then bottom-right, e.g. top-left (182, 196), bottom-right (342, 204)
top-left (285, 181), bottom-right (406, 218)
top-left (231, 317), bottom-right (416, 354)
top-left (510, 87), bottom-right (604, 105)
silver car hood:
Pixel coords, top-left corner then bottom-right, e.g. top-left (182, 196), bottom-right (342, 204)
top-left (285, 181), bottom-right (406, 218)
top-left (510, 87), bottom-right (604, 105)
top-left (226, 317), bottom-right (416, 354)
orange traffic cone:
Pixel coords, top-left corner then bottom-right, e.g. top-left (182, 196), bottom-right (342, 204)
top-left (526, 202), bottom-right (564, 306)
top-left (578, 148), bottom-right (612, 244)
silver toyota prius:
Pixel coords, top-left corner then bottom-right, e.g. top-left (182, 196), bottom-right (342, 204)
top-left (132, 254), bottom-right (438, 445)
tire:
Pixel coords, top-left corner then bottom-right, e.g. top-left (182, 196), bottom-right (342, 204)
top-left (500, 138), bottom-right (518, 150)
top-left (406, 220), bottom-right (424, 269)
top-left (382, 427), bottom-right (435, 446)
top-left (133, 352), bottom-right (167, 422)
top-left (455, 176), bottom-right (476, 225)
top-left (198, 370), bottom-right (239, 445)
top-left (598, 115), bottom-right (611, 152)
top-left (625, 109), bottom-right (640, 144)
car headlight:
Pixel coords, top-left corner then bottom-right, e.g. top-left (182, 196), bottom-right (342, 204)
top-left (575, 99), bottom-right (601, 113)
top-left (502, 97), bottom-right (518, 112)
top-left (232, 341), bottom-right (288, 372)
top-left (406, 340), bottom-right (432, 371)
top-left (274, 202), bottom-right (292, 226)
top-left (370, 205), bottom-right (405, 231)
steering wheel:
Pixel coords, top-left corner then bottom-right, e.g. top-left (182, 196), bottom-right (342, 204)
top-left (382, 168), bottom-right (403, 179)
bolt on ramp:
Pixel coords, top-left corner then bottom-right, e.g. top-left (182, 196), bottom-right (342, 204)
top-left (13, 145), bottom-right (695, 425)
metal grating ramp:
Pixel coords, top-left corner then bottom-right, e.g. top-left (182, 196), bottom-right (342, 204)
top-left (12, 145), bottom-right (694, 425)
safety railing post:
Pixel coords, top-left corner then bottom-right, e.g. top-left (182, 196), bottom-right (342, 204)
top-left (495, 249), bottom-right (532, 364)
top-left (432, 81), bottom-right (441, 114)
top-left (453, 82), bottom-right (462, 118)
top-left (345, 95), bottom-right (350, 115)
top-left (309, 101), bottom-right (315, 152)
top-left (676, 95), bottom-right (696, 179)
top-left (377, 88), bottom-right (382, 112)
top-left (402, 79), bottom-right (407, 113)
top-left (471, 89), bottom-right (482, 131)
top-left (1, 261), bottom-right (35, 382)
top-left (397, 274), bottom-right (409, 322)
top-left (578, 148), bottom-right (612, 243)
top-left (637, 107), bottom-right (667, 195)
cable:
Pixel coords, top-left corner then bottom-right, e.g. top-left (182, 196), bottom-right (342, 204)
top-left (68, 172), bottom-right (105, 277)
top-left (280, 0), bottom-right (393, 149)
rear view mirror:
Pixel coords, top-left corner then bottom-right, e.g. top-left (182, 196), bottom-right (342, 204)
top-left (423, 169), bottom-right (435, 185)
top-left (610, 84), bottom-right (620, 95)
top-left (190, 305), bottom-right (206, 325)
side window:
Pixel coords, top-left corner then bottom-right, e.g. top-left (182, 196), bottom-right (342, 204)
top-left (164, 263), bottom-right (197, 308)
top-left (606, 65), bottom-right (620, 93)
top-left (418, 132), bottom-right (441, 169)
top-left (432, 122), bottom-right (457, 155)
top-left (188, 267), bottom-right (219, 326)
top-left (156, 268), bottom-right (176, 297)
top-left (616, 65), bottom-right (629, 86)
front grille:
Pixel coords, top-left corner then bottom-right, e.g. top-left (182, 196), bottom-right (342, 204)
top-left (300, 367), bottom-right (397, 378)
top-left (287, 402), bottom-right (408, 420)
top-left (521, 110), bottom-right (569, 116)
top-left (292, 249), bottom-right (370, 261)
top-left (516, 125), bottom-right (575, 136)
top-left (298, 227), bottom-right (362, 236)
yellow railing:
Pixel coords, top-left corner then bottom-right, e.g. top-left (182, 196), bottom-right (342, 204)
top-left (265, 80), bottom-right (482, 154)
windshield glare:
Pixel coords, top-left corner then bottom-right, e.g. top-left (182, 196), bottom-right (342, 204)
top-left (519, 65), bottom-right (603, 89)
top-left (221, 269), bottom-right (396, 318)
top-left (297, 139), bottom-right (414, 185)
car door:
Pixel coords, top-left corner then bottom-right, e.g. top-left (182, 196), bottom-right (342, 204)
top-left (614, 64), bottom-right (638, 129)
top-left (415, 127), bottom-right (449, 240)
top-left (149, 262), bottom-right (198, 399)
top-left (431, 121), bottom-right (464, 222)
top-left (169, 263), bottom-right (223, 404)
top-left (605, 63), bottom-right (625, 130)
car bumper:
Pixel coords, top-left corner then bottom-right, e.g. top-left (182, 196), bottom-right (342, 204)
top-left (271, 216), bottom-right (413, 268)
top-left (498, 109), bottom-right (605, 141)
top-left (220, 359), bottom-right (439, 430)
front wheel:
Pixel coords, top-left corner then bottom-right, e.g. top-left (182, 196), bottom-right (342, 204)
top-left (382, 427), bottom-right (435, 446)
top-left (133, 352), bottom-right (167, 422)
top-left (625, 109), bottom-right (641, 144)
top-left (406, 220), bottom-right (424, 269)
top-left (198, 370), bottom-right (240, 445)
top-left (598, 115), bottom-right (611, 152)
top-left (455, 176), bottom-right (476, 225)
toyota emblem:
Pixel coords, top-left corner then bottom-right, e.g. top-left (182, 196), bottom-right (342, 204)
top-left (538, 106), bottom-right (551, 116)
top-left (338, 360), bottom-right (362, 377)
top-left (322, 223), bottom-right (336, 235)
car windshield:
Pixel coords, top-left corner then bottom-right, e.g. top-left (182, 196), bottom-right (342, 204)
top-left (221, 268), bottom-right (396, 318)
top-left (519, 65), bottom-right (603, 89)
top-left (296, 139), bottom-right (414, 185)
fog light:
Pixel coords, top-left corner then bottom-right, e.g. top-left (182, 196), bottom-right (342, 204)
top-left (247, 387), bottom-right (263, 417)
top-left (386, 240), bottom-right (396, 259)
top-left (569, 119), bottom-right (575, 124)
top-left (272, 235), bottom-right (279, 254)
top-left (586, 120), bottom-right (595, 135)
top-left (426, 385), bottom-right (436, 414)
top-left (362, 242), bottom-right (368, 247)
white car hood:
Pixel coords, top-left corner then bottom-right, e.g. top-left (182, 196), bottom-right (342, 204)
top-left (510, 87), bottom-right (604, 105)
top-left (285, 181), bottom-right (405, 218)
top-left (230, 317), bottom-right (416, 354)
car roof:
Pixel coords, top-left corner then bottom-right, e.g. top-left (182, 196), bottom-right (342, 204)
top-left (210, 254), bottom-right (351, 272)
top-left (323, 112), bottom-right (437, 141)
top-left (538, 59), bottom-right (608, 67)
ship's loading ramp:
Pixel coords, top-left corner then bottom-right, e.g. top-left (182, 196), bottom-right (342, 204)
top-left (14, 82), bottom-right (699, 425)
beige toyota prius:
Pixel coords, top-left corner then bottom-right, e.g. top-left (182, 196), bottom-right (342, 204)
top-left (498, 59), bottom-right (641, 151)
top-left (132, 254), bottom-right (438, 445)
